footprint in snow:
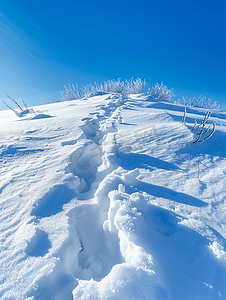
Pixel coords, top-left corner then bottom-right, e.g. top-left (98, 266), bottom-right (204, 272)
top-left (25, 228), bottom-right (51, 257)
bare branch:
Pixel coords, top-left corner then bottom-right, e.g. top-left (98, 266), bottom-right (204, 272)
top-left (6, 95), bottom-right (23, 112)
top-left (192, 119), bottom-right (197, 131)
top-left (22, 97), bottom-right (28, 109)
top-left (195, 123), bottom-right (216, 143)
top-left (1, 100), bottom-right (19, 116)
top-left (193, 112), bottom-right (215, 144)
top-left (181, 106), bottom-right (186, 124)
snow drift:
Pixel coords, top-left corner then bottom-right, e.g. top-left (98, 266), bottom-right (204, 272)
top-left (1, 93), bottom-right (226, 300)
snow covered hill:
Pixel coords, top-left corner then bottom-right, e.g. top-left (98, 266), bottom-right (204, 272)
top-left (1, 93), bottom-right (226, 300)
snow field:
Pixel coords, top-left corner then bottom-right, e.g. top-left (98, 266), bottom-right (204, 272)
top-left (0, 93), bottom-right (226, 299)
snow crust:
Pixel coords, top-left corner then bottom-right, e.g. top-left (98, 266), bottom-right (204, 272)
top-left (1, 94), bottom-right (226, 299)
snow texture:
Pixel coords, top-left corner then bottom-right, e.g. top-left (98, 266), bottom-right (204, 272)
top-left (1, 93), bottom-right (226, 299)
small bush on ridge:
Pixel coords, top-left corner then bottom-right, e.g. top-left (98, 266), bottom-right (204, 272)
top-left (148, 82), bottom-right (175, 102)
top-left (174, 96), bottom-right (222, 110)
top-left (57, 78), bottom-right (147, 102)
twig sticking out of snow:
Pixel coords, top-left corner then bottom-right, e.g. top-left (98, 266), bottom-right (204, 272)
top-left (197, 160), bottom-right (209, 178)
top-left (22, 98), bottom-right (28, 109)
top-left (2, 96), bottom-right (36, 117)
top-left (181, 106), bottom-right (186, 124)
top-left (197, 161), bottom-right (200, 178)
top-left (192, 119), bottom-right (197, 131)
top-left (6, 95), bottom-right (23, 112)
top-left (193, 111), bottom-right (216, 144)
top-left (1, 100), bottom-right (20, 116)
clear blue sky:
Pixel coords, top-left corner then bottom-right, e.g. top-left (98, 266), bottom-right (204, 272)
top-left (0, 0), bottom-right (226, 110)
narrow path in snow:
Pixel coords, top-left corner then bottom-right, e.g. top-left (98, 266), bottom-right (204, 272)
top-left (30, 94), bottom-right (127, 299)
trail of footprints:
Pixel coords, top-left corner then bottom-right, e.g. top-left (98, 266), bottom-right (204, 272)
top-left (67, 95), bottom-right (125, 193)
top-left (26, 95), bottom-right (126, 298)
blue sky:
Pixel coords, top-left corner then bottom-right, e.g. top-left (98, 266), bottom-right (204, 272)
top-left (0, 0), bottom-right (226, 110)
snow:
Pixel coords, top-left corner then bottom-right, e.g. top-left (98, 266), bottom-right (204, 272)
top-left (1, 93), bottom-right (226, 299)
